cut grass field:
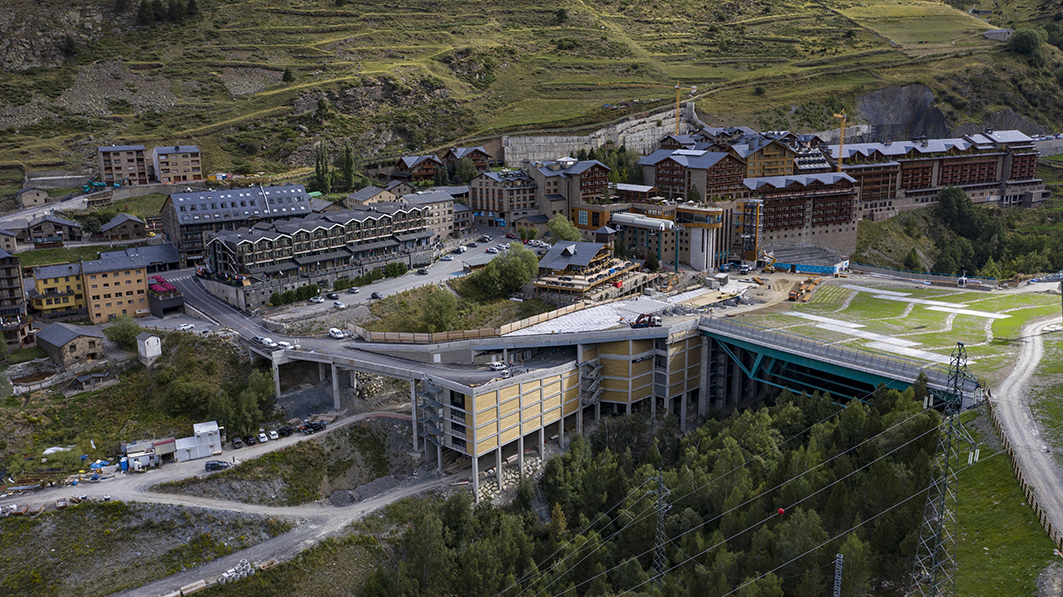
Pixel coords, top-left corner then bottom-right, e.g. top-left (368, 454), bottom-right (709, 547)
top-left (364, 284), bottom-right (554, 333)
top-left (13, 244), bottom-right (129, 267)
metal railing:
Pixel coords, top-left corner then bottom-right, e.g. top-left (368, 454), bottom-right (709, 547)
top-left (699, 316), bottom-right (974, 393)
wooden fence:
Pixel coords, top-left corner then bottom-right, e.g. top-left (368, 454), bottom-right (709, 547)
top-left (985, 399), bottom-right (1063, 549)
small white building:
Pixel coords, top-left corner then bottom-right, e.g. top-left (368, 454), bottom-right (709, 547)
top-left (136, 331), bottom-right (161, 366)
top-left (173, 420), bottom-right (223, 462)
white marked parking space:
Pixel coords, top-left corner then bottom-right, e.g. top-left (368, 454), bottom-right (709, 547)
top-left (924, 306), bottom-right (1010, 319)
top-left (872, 295), bottom-right (968, 308)
top-left (864, 341), bottom-right (959, 365)
top-left (841, 284), bottom-right (911, 297)
top-left (817, 323), bottom-right (922, 347)
top-left (787, 312), bottom-right (866, 328)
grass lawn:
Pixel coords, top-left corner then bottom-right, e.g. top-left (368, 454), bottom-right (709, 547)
top-left (364, 285), bottom-right (554, 333)
top-left (954, 409), bottom-right (1059, 596)
top-left (13, 245), bottom-right (121, 267)
top-left (8, 346), bottom-right (46, 365)
top-left (108, 193), bottom-right (168, 220)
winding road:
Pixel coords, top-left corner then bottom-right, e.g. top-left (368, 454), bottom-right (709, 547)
top-left (992, 316), bottom-right (1063, 544)
top-left (0, 411), bottom-right (469, 597)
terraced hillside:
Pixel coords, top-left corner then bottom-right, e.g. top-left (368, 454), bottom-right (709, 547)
top-left (0, 0), bottom-right (1054, 181)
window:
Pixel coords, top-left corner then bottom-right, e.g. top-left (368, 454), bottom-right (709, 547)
top-left (69, 345), bottom-right (76, 353)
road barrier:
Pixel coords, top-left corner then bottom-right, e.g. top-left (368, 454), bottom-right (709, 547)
top-left (985, 399), bottom-right (1063, 550)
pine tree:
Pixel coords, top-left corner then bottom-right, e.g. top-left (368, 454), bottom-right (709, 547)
top-left (137, 0), bottom-right (155, 24)
top-left (186, 0), bottom-right (199, 16)
top-left (341, 143), bottom-right (355, 191)
top-left (282, 67), bottom-right (296, 83)
top-left (314, 141), bottom-right (333, 194)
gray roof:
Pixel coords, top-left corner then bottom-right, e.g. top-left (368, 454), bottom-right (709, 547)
top-left (743, 172), bottom-right (857, 191)
top-left (615, 183), bottom-right (656, 193)
top-left (454, 203), bottom-right (472, 213)
top-left (478, 170), bottom-right (536, 185)
top-left (16, 187), bottom-right (45, 195)
top-left (153, 145), bottom-right (200, 155)
top-left (534, 158), bottom-right (609, 177)
top-left (448, 147), bottom-right (489, 160)
top-left (384, 180), bottom-right (414, 192)
top-left (402, 190), bottom-right (453, 206)
top-left (100, 213), bottom-right (144, 233)
top-left (0, 229), bottom-right (16, 237)
top-left (346, 186), bottom-right (386, 204)
top-left (969, 130), bottom-right (1032, 144)
top-left (310, 197), bottom-right (335, 212)
top-left (99, 243), bottom-right (179, 266)
top-left (36, 322), bottom-right (104, 348)
top-left (423, 185), bottom-right (469, 197)
top-left (518, 214), bottom-right (549, 224)
top-left (136, 331), bottom-right (157, 341)
top-left (398, 155), bottom-right (443, 169)
top-left (35, 262), bottom-right (83, 280)
top-left (639, 149), bottom-right (735, 169)
top-left (538, 241), bottom-right (606, 270)
top-left (30, 214), bottom-right (81, 229)
top-left (206, 205), bottom-right (429, 250)
top-left (167, 184), bottom-right (311, 226)
top-left (98, 145), bottom-right (145, 153)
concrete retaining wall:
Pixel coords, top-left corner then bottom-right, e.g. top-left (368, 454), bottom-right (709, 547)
top-left (502, 103), bottom-right (696, 166)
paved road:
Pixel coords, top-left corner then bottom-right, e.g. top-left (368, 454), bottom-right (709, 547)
top-left (0, 411), bottom-right (469, 597)
top-left (992, 316), bottom-right (1063, 544)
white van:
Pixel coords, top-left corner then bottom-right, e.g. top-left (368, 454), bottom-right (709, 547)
top-left (458, 245), bottom-right (468, 253)
top-left (489, 361), bottom-right (507, 371)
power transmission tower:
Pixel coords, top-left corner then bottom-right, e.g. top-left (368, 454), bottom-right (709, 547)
top-left (910, 342), bottom-right (977, 597)
top-left (652, 470), bottom-right (671, 584)
top-left (833, 553), bottom-right (843, 597)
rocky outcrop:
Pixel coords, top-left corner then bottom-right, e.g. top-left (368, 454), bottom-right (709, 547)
top-left (0, 3), bottom-right (124, 71)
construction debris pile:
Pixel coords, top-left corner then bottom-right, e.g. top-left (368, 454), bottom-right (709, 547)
top-left (477, 453), bottom-right (544, 503)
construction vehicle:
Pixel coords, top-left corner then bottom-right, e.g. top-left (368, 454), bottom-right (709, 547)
top-left (629, 313), bottom-right (662, 328)
top-left (760, 251), bottom-right (777, 274)
top-left (82, 181), bottom-right (107, 193)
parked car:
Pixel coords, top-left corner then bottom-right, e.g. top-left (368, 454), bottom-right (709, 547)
top-left (231, 437), bottom-right (243, 449)
top-left (416, 268), bottom-right (429, 275)
top-left (346, 287), bottom-right (360, 294)
top-left (329, 328), bottom-right (345, 339)
top-left (205, 460), bottom-right (229, 472)
top-left (310, 296), bottom-right (325, 303)
top-left (441, 255), bottom-right (454, 261)
top-left (333, 301), bottom-right (346, 309)
top-left (268, 430), bottom-right (279, 441)
top-left (278, 427), bottom-right (293, 437)
top-left (244, 435), bottom-right (257, 446)
top-left (505, 232), bottom-right (516, 239)
top-left (176, 323), bottom-right (195, 331)
top-left (326, 293), bottom-right (340, 300)
top-left (480, 235), bottom-right (492, 242)
top-left (262, 338), bottom-right (278, 348)
top-left (276, 341), bottom-right (293, 350)
top-left (257, 432), bottom-right (269, 443)
top-left (467, 242), bottom-right (478, 248)
top-left (252, 336), bottom-right (265, 344)
top-left (371, 292), bottom-right (383, 299)
top-left (487, 247), bottom-right (498, 254)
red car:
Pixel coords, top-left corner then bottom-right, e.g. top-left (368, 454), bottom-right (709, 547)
top-left (505, 232), bottom-right (516, 239)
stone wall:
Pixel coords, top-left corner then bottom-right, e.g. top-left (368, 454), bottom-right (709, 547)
top-left (25, 171), bottom-right (94, 189)
top-left (502, 103), bottom-right (696, 166)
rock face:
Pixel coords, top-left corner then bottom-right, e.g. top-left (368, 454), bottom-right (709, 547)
top-left (0, 4), bottom-right (117, 71)
top-left (855, 85), bottom-right (951, 142)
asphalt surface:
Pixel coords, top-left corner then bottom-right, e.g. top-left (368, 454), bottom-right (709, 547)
top-left (992, 316), bottom-right (1063, 545)
top-left (0, 411), bottom-right (469, 597)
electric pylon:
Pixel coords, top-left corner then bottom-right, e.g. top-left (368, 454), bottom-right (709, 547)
top-left (910, 342), bottom-right (977, 597)
top-left (653, 470), bottom-right (671, 584)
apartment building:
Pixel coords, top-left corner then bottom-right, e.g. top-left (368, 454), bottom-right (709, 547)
top-left (153, 145), bottom-right (203, 184)
top-left (639, 149), bottom-right (746, 200)
top-left (394, 155), bottom-right (445, 182)
top-left (527, 158), bottom-right (611, 211)
top-left (160, 184), bottom-right (313, 266)
top-left (99, 214), bottom-right (146, 241)
top-left (442, 147), bottom-right (492, 173)
top-left (29, 263), bottom-right (86, 318)
top-left (0, 249), bottom-right (30, 348)
top-left (98, 145), bottom-right (150, 186)
top-left (469, 170), bottom-right (539, 229)
top-left (82, 256), bottom-right (150, 323)
top-left (747, 172), bottom-right (860, 254)
top-left (203, 204), bottom-right (432, 308)
top-left (402, 190), bottom-right (454, 240)
top-left (730, 138), bottom-right (797, 178)
top-left (830, 130), bottom-right (1046, 220)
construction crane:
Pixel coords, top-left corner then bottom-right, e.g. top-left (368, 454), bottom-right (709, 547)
top-left (833, 111), bottom-right (847, 173)
top-left (599, 81), bottom-right (699, 134)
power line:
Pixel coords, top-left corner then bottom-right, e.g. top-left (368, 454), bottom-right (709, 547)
top-left (550, 414), bottom-right (939, 597)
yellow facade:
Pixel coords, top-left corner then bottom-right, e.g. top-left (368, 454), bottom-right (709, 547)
top-left (744, 142), bottom-right (796, 178)
top-left (84, 267), bottom-right (149, 323)
top-left (465, 367), bottom-right (579, 457)
top-left (30, 271), bottom-right (85, 316)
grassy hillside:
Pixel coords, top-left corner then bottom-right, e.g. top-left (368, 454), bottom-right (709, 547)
top-left (0, 0), bottom-right (1058, 187)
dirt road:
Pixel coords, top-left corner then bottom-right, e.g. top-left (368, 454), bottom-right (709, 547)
top-left (992, 317), bottom-right (1063, 545)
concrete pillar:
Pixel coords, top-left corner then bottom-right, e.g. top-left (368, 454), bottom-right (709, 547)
top-left (730, 347), bottom-right (742, 411)
top-left (699, 337), bottom-right (710, 416)
top-left (496, 446), bottom-right (503, 488)
top-left (626, 402), bottom-right (631, 415)
top-left (472, 455), bottom-right (479, 503)
top-left (595, 401), bottom-right (601, 421)
top-left (680, 393), bottom-right (687, 431)
top-left (332, 363), bottom-right (341, 410)
top-left (349, 370), bottom-right (356, 389)
top-left (437, 443), bottom-right (442, 472)
top-left (559, 415), bottom-right (565, 448)
top-left (318, 362), bottom-right (326, 383)
top-left (539, 427), bottom-right (545, 460)
top-left (272, 360), bottom-right (281, 398)
top-left (518, 435), bottom-right (525, 477)
top-left (651, 394), bottom-right (657, 418)
top-left (410, 380), bottom-right (419, 452)
top-left (577, 403), bottom-right (583, 434)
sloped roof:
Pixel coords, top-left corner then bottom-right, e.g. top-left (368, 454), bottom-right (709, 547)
top-left (402, 190), bottom-right (453, 206)
top-left (167, 184), bottom-right (311, 226)
top-left (98, 144), bottom-right (145, 152)
top-left (743, 172), bottom-right (857, 191)
top-left (30, 214), bottom-right (81, 229)
top-left (153, 145), bottom-right (200, 155)
top-left (135, 331), bottom-right (157, 342)
top-left (448, 147), bottom-right (489, 160)
top-left (538, 241), bottom-right (606, 270)
top-left (36, 322), bottom-right (104, 348)
top-left (99, 244), bottom-right (179, 266)
top-left (346, 186), bottom-right (386, 204)
top-left (399, 155), bottom-right (443, 169)
top-left (100, 213), bottom-right (144, 233)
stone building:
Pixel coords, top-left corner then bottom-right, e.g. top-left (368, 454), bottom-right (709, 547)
top-left (99, 213), bottom-right (146, 241)
top-left (35, 323), bottom-right (105, 370)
